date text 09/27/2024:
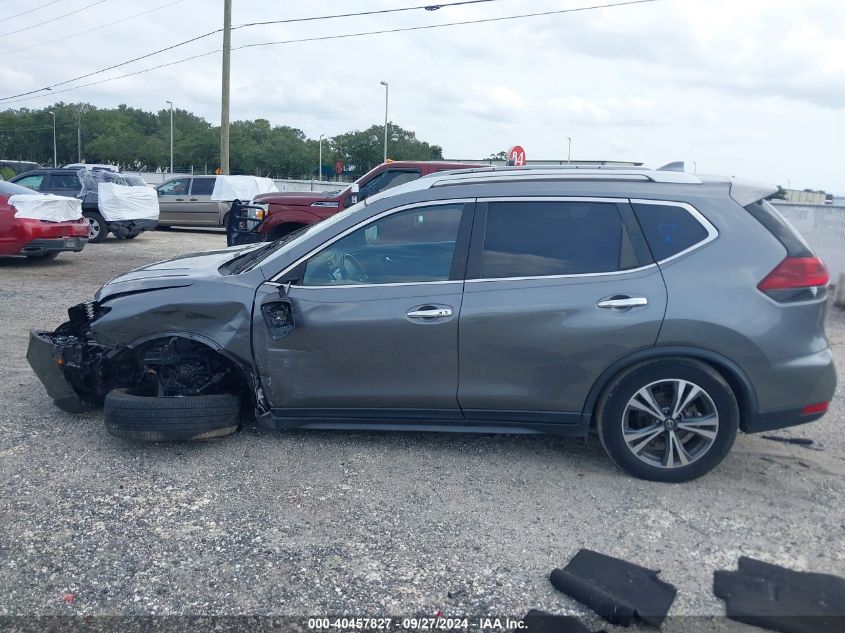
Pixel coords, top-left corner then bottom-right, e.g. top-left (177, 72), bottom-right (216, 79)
top-left (307, 617), bottom-right (527, 630)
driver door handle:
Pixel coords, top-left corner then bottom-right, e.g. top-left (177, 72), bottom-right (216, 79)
top-left (597, 296), bottom-right (648, 309)
top-left (407, 307), bottom-right (453, 319)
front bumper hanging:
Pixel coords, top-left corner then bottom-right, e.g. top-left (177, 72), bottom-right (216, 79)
top-left (26, 331), bottom-right (92, 413)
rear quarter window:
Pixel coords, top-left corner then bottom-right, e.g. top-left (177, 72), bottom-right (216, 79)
top-left (632, 202), bottom-right (711, 261)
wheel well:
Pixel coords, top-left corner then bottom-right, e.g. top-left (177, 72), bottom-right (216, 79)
top-left (588, 352), bottom-right (755, 430)
top-left (267, 222), bottom-right (307, 241)
top-left (122, 336), bottom-right (254, 408)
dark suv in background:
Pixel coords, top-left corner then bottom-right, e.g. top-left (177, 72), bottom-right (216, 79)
top-left (27, 165), bottom-right (835, 482)
top-left (10, 168), bottom-right (154, 242)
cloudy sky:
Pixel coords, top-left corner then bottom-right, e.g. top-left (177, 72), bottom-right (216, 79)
top-left (0, 0), bottom-right (842, 192)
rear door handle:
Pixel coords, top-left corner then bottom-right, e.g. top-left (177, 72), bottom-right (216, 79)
top-left (406, 306), bottom-right (453, 319)
top-left (189, 197), bottom-right (199, 201)
top-left (597, 296), bottom-right (648, 309)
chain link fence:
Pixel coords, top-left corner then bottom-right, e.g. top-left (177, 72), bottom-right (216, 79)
top-left (772, 203), bottom-right (845, 278)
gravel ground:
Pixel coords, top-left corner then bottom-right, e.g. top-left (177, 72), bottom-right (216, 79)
top-left (1, 230), bottom-right (844, 632)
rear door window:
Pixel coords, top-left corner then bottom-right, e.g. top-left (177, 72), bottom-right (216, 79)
top-left (474, 200), bottom-right (643, 279)
top-left (49, 172), bottom-right (82, 193)
top-left (632, 202), bottom-right (711, 261)
top-left (190, 177), bottom-right (216, 196)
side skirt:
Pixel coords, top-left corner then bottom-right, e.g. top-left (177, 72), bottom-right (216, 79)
top-left (258, 408), bottom-right (589, 437)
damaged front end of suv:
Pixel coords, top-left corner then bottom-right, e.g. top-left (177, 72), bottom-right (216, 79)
top-left (26, 247), bottom-right (268, 426)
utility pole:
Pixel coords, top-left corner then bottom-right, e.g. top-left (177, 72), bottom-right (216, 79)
top-left (166, 100), bottom-right (174, 174)
top-left (380, 81), bottom-right (389, 163)
top-left (318, 133), bottom-right (326, 182)
top-left (567, 137), bottom-right (572, 164)
top-left (220, 0), bottom-right (232, 175)
top-left (76, 110), bottom-right (82, 162)
top-left (49, 111), bottom-right (57, 167)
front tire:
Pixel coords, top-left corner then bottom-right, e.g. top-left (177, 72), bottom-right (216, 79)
top-left (596, 358), bottom-right (739, 483)
top-left (104, 388), bottom-right (240, 442)
top-left (82, 211), bottom-right (108, 243)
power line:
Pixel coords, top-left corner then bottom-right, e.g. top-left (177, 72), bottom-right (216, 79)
top-left (0, 0), bottom-right (110, 39)
top-left (2, 0), bottom-right (184, 55)
top-left (239, 0), bottom-right (662, 52)
top-left (0, 0), bottom-right (503, 101)
top-left (0, 0), bottom-right (662, 106)
top-left (0, 0), bottom-right (62, 22)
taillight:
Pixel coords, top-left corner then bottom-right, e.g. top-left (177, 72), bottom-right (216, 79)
top-left (757, 257), bottom-right (828, 302)
top-left (801, 402), bottom-right (828, 415)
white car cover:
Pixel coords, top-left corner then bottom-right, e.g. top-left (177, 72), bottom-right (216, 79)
top-left (97, 182), bottom-right (159, 222)
top-left (9, 194), bottom-right (83, 221)
top-left (210, 175), bottom-right (278, 201)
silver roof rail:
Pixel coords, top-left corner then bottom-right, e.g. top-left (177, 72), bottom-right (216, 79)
top-left (430, 166), bottom-right (702, 187)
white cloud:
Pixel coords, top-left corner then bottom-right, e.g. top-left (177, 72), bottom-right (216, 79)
top-left (0, 0), bottom-right (842, 191)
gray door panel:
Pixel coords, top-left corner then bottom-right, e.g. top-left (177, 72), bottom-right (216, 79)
top-left (458, 268), bottom-right (667, 416)
top-left (156, 177), bottom-right (192, 225)
top-left (253, 282), bottom-right (464, 411)
top-left (188, 177), bottom-right (222, 225)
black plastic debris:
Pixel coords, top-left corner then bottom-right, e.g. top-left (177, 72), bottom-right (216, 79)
top-left (761, 435), bottom-right (817, 448)
top-left (549, 549), bottom-right (676, 628)
top-left (523, 609), bottom-right (603, 633)
top-left (714, 557), bottom-right (845, 633)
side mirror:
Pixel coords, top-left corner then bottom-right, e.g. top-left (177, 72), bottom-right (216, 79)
top-left (349, 183), bottom-right (360, 205)
top-left (261, 294), bottom-right (295, 340)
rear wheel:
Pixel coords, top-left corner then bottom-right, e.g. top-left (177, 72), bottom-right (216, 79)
top-left (596, 358), bottom-right (739, 483)
top-left (104, 388), bottom-right (240, 442)
top-left (82, 211), bottom-right (107, 243)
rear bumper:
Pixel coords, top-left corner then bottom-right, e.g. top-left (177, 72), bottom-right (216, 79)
top-left (107, 218), bottom-right (158, 238)
top-left (26, 331), bottom-right (91, 413)
top-left (19, 236), bottom-right (87, 256)
top-left (743, 347), bottom-right (836, 433)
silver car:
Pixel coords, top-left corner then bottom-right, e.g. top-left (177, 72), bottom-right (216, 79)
top-left (27, 165), bottom-right (836, 482)
top-left (156, 175), bottom-right (230, 227)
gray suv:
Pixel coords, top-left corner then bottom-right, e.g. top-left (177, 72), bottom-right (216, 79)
top-left (27, 165), bottom-right (835, 482)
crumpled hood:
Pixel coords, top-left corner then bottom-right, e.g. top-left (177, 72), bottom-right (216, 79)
top-left (254, 190), bottom-right (342, 206)
top-left (95, 243), bottom-right (264, 301)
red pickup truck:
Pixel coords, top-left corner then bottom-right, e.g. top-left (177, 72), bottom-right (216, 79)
top-left (0, 181), bottom-right (88, 260)
top-left (230, 160), bottom-right (484, 244)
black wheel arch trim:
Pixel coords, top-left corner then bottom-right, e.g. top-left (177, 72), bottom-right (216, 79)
top-left (581, 346), bottom-right (759, 432)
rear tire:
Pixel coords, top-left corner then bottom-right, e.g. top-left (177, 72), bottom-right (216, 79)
top-left (596, 358), bottom-right (739, 483)
top-left (104, 388), bottom-right (240, 442)
top-left (83, 211), bottom-right (108, 243)
top-left (25, 251), bottom-right (59, 260)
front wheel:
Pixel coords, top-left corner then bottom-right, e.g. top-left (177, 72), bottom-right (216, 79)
top-left (82, 211), bottom-right (108, 243)
top-left (104, 388), bottom-right (240, 442)
top-left (596, 358), bottom-right (739, 483)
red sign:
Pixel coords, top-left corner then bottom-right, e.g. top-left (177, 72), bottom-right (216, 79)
top-left (507, 145), bottom-right (526, 166)
top-left (335, 161), bottom-right (343, 174)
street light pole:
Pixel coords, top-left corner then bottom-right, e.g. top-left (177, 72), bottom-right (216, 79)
top-left (380, 81), bottom-right (389, 163)
top-left (49, 111), bottom-right (57, 167)
top-left (692, 160), bottom-right (697, 173)
top-left (166, 100), bottom-right (174, 174)
top-left (318, 133), bottom-right (326, 182)
top-left (567, 137), bottom-right (572, 164)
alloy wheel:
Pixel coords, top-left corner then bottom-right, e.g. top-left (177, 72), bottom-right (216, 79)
top-left (621, 379), bottom-right (719, 469)
top-left (86, 216), bottom-right (101, 240)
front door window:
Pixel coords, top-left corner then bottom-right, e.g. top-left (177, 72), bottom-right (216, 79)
top-left (302, 203), bottom-right (464, 286)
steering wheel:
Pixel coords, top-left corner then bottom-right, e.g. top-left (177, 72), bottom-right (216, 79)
top-left (341, 253), bottom-right (369, 283)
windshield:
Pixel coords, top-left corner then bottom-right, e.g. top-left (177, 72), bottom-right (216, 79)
top-left (0, 180), bottom-right (40, 196)
top-left (220, 199), bottom-right (370, 274)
